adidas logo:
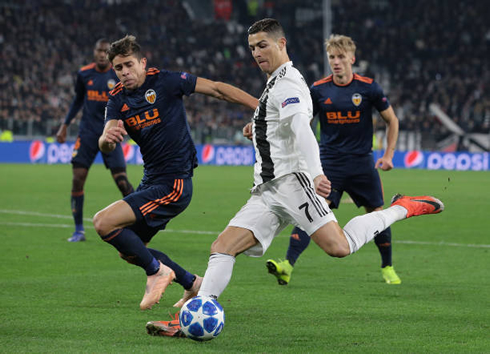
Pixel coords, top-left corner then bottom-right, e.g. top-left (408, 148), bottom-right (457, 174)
top-left (120, 103), bottom-right (130, 112)
top-left (324, 98), bottom-right (332, 104)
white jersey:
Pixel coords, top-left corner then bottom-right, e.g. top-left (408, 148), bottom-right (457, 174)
top-left (252, 61), bottom-right (313, 189)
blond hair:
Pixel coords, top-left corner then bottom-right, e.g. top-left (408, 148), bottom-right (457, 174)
top-left (325, 34), bottom-right (356, 55)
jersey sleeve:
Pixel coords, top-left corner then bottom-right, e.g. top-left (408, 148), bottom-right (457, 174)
top-left (273, 78), bottom-right (312, 121)
top-left (371, 81), bottom-right (390, 112)
top-left (169, 71), bottom-right (197, 97)
top-left (64, 71), bottom-right (85, 125)
top-left (310, 85), bottom-right (320, 117)
top-left (105, 96), bottom-right (124, 124)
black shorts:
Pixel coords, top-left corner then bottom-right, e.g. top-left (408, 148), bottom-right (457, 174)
top-left (123, 177), bottom-right (193, 243)
top-left (71, 133), bottom-right (126, 170)
top-left (322, 154), bottom-right (384, 209)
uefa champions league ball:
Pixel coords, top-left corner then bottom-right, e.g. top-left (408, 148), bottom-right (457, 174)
top-left (179, 295), bottom-right (225, 341)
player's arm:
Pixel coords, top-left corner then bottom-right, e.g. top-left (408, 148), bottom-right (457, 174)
top-left (375, 106), bottom-right (399, 171)
top-left (56, 73), bottom-right (85, 143)
top-left (99, 119), bottom-right (127, 153)
top-left (194, 77), bottom-right (258, 110)
top-left (290, 113), bottom-right (331, 198)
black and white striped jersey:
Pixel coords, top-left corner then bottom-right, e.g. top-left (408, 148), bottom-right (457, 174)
top-left (252, 61), bottom-right (313, 189)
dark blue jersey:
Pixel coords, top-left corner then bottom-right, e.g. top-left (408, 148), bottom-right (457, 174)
top-left (64, 63), bottom-right (118, 135)
top-left (106, 68), bottom-right (198, 183)
top-left (311, 74), bottom-right (390, 157)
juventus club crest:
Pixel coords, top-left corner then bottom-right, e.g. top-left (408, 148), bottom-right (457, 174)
top-left (352, 93), bottom-right (362, 107)
top-left (145, 89), bottom-right (157, 104)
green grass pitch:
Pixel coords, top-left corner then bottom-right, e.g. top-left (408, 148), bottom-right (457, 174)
top-left (0, 164), bottom-right (488, 353)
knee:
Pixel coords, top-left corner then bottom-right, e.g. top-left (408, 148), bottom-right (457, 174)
top-left (72, 176), bottom-right (85, 191)
top-left (210, 237), bottom-right (227, 255)
top-left (325, 246), bottom-right (350, 258)
top-left (93, 210), bottom-right (109, 236)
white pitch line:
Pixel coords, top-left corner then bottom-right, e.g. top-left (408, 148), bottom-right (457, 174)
top-left (1, 210), bottom-right (489, 248)
top-left (0, 209), bottom-right (93, 222)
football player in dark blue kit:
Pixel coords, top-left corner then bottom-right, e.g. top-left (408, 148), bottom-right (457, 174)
top-left (93, 35), bottom-right (258, 312)
top-left (56, 39), bottom-right (134, 243)
top-left (267, 34), bottom-right (402, 285)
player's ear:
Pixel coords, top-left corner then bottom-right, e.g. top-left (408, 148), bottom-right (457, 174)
top-left (351, 55), bottom-right (356, 65)
top-left (141, 57), bottom-right (147, 69)
top-left (278, 37), bottom-right (287, 51)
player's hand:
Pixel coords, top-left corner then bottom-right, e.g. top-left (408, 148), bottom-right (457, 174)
top-left (104, 120), bottom-right (127, 144)
top-left (313, 174), bottom-right (331, 198)
top-left (375, 156), bottom-right (394, 171)
top-left (243, 122), bottom-right (253, 140)
top-left (56, 124), bottom-right (67, 143)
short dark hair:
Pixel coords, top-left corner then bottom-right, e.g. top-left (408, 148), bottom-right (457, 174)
top-left (247, 18), bottom-right (285, 39)
top-left (95, 38), bottom-right (110, 48)
top-left (108, 35), bottom-right (142, 62)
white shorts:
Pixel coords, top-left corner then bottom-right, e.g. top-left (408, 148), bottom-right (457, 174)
top-left (228, 173), bottom-right (337, 257)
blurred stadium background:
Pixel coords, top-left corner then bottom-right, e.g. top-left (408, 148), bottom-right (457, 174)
top-left (1, 0), bottom-right (489, 152)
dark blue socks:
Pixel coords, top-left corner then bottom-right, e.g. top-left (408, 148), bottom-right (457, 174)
top-left (71, 192), bottom-right (84, 232)
top-left (148, 248), bottom-right (195, 289)
top-left (374, 227), bottom-right (393, 268)
top-left (101, 228), bottom-right (159, 275)
top-left (286, 226), bottom-right (311, 266)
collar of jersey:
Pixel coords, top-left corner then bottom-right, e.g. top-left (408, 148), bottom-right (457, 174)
top-left (268, 61), bottom-right (293, 83)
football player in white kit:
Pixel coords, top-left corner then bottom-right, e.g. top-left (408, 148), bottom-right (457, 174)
top-left (194, 18), bottom-right (444, 306)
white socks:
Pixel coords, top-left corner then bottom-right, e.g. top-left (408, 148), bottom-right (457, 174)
top-left (198, 253), bottom-right (236, 299)
top-left (343, 206), bottom-right (407, 253)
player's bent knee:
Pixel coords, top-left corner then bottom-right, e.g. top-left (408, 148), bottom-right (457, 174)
top-left (93, 210), bottom-right (110, 236)
top-left (325, 246), bottom-right (350, 258)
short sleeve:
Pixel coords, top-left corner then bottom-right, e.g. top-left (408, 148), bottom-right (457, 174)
top-left (105, 96), bottom-right (124, 124)
top-left (310, 85), bottom-right (320, 117)
top-left (274, 78), bottom-right (312, 120)
top-left (371, 81), bottom-right (390, 112)
top-left (173, 71), bottom-right (198, 97)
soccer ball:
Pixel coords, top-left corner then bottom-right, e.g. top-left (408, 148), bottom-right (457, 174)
top-left (179, 295), bottom-right (225, 341)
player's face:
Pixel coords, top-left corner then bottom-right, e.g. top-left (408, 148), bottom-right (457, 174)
top-left (248, 32), bottom-right (286, 75)
top-left (94, 42), bottom-right (110, 69)
top-left (327, 48), bottom-right (355, 81)
top-left (112, 54), bottom-right (147, 90)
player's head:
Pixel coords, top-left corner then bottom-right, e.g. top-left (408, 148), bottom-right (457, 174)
top-left (93, 38), bottom-right (111, 70)
top-left (248, 18), bottom-right (289, 75)
top-left (325, 34), bottom-right (356, 80)
top-left (108, 35), bottom-right (147, 90)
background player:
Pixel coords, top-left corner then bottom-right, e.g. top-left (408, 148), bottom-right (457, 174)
top-left (94, 35), bottom-right (258, 311)
top-left (267, 34), bottom-right (402, 285)
top-left (56, 38), bottom-right (133, 242)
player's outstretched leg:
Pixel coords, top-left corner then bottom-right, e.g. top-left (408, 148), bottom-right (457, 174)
top-left (390, 194), bottom-right (444, 217)
top-left (140, 261), bottom-right (176, 310)
top-left (173, 275), bottom-right (203, 308)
